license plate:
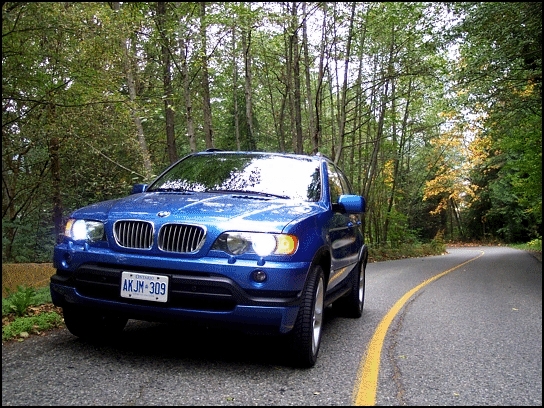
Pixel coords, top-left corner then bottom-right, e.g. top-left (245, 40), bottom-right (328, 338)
top-left (120, 272), bottom-right (168, 303)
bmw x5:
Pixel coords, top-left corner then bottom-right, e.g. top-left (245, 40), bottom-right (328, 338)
top-left (50, 150), bottom-right (367, 367)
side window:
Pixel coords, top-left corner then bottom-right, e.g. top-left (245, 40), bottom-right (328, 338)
top-left (335, 165), bottom-right (352, 195)
top-left (327, 163), bottom-right (344, 204)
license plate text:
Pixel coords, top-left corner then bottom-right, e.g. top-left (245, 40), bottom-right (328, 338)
top-left (120, 272), bottom-right (168, 303)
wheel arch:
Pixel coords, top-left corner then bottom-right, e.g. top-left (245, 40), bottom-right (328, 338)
top-left (310, 246), bottom-right (331, 289)
top-left (358, 244), bottom-right (369, 267)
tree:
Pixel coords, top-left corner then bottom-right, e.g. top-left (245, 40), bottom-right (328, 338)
top-left (3, 2), bottom-right (541, 262)
top-left (155, 2), bottom-right (179, 164)
top-left (199, 2), bottom-right (214, 150)
top-left (448, 2), bottom-right (542, 241)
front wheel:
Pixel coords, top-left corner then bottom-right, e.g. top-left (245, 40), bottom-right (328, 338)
top-left (288, 264), bottom-right (325, 368)
top-left (62, 305), bottom-right (128, 340)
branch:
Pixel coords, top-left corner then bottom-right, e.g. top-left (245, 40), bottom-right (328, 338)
top-left (79, 139), bottom-right (146, 179)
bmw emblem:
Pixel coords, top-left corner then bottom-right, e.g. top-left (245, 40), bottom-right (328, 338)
top-left (157, 211), bottom-right (170, 218)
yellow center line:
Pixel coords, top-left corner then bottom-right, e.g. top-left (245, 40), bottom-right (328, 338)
top-left (353, 250), bottom-right (485, 406)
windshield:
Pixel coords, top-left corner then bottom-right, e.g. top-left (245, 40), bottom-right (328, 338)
top-left (147, 153), bottom-right (321, 202)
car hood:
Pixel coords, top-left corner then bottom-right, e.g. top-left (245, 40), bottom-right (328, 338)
top-left (71, 191), bottom-right (323, 232)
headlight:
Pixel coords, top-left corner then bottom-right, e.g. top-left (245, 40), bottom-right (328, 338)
top-left (213, 232), bottom-right (298, 256)
top-left (64, 219), bottom-right (105, 242)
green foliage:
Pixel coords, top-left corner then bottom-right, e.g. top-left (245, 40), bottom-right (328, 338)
top-left (368, 228), bottom-right (446, 262)
top-left (382, 210), bottom-right (418, 247)
top-left (2, 2), bottom-right (540, 261)
top-left (3, 286), bottom-right (36, 317)
top-left (368, 240), bottom-right (446, 263)
top-left (526, 238), bottom-right (543, 252)
top-left (31, 286), bottom-right (54, 306)
top-left (511, 238), bottom-right (542, 252)
top-left (2, 219), bottom-right (56, 263)
top-left (1, 298), bottom-right (11, 317)
top-left (448, 2), bottom-right (542, 243)
top-left (2, 312), bottom-right (64, 342)
top-left (429, 230), bottom-right (446, 252)
top-left (2, 285), bottom-right (60, 342)
top-left (2, 285), bottom-right (51, 317)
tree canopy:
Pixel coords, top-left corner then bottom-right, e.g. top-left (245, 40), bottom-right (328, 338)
top-left (2, 2), bottom-right (541, 262)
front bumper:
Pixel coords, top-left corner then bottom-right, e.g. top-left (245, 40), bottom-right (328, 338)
top-left (51, 244), bottom-right (310, 334)
top-left (50, 280), bottom-right (301, 334)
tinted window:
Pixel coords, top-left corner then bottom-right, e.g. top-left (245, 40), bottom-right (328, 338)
top-left (327, 163), bottom-right (344, 204)
top-left (335, 165), bottom-right (353, 195)
top-left (148, 153), bottom-right (322, 202)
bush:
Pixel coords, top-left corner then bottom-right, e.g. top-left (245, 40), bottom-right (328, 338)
top-left (2, 285), bottom-right (52, 317)
top-left (3, 285), bottom-right (36, 317)
top-left (526, 238), bottom-right (542, 251)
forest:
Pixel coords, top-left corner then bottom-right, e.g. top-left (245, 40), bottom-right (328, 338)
top-left (2, 2), bottom-right (542, 263)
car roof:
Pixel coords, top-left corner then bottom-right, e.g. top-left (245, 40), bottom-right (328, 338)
top-left (195, 149), bottom-right (331, 163)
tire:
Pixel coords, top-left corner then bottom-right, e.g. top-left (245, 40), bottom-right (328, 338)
top-left (63, 305), bottom-right (128, 340)
top-left (288, 264), bottom-right (325, 368)
top-left (334, 257), bottom-right (366, 318)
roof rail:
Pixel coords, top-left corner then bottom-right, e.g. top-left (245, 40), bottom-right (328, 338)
top-left (315, 152), bottom-right (332, 160)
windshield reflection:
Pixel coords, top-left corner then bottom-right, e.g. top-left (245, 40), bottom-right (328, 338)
top-left (148, 153), bottom-right (321, 202)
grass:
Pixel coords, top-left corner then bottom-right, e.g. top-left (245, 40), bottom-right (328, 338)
top-left (509, 238), bottom-right (542, 252)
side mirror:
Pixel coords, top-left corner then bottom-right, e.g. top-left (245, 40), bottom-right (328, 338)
top-left (338, 195), bottom-right (366, 213)
top-left (131, 184), bottom-right (148, 194)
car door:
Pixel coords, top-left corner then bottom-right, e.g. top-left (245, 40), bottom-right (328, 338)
top-left (326, 163), bottom-right (362, 290)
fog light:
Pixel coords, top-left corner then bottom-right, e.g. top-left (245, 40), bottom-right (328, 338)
top-left (251, 270), bottom-right (267, 283)
top-left (61, 252), bottom-right (72, 268)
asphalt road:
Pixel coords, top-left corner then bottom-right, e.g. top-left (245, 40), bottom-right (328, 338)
top-left (2, 246), bottom-right (542, 406)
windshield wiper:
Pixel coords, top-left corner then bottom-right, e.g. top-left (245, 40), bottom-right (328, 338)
top-left (148, 187), bottom-right (193, 193)
top-left (208, 189), bottom-right (290, 199)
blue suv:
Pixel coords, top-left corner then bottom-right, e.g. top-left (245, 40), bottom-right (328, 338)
top-left (51, 150), bottom-right (367, 367)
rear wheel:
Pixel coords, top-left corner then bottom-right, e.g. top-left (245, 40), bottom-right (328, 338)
top-left (334, 258), bottom-right (366, 318)
top-left (63, 305), bottom-right (128, 340)
top-left (288, 264), bottom-right (325, 368)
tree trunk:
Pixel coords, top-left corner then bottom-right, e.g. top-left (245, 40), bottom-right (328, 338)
top-left (384, 78), bottom-right (411, 243)
top-left (363, 43), bottom-right (394, 201)
top-left (334, 1), bottom-right (356, 165)
top-left (113, 2), bottom-right (153, 179)
top-left (382, 79), bottom-right (397, 243)
top-left (352, 6), bottom-right (368, 193)
top-left (200, 2), bottom-right (214, 150)
top-left (157, 2), bottom-right (178, 164)
top-left (232, 26), bottom-right (241, 150)
top-left (50, 134), bottom-right (63, 243)
top-left (284, 3), bottom-right (295, 153)
top-left (314, 3), bottom-right (328, 155)
top-left (180, 37), bottom-right (196, 153)
top-left (2, 147), bottom-right (21, 260)
top-left (242, 25), bottom-right (256, 150)
top-left (450, 197), bottom-right (464, 238)
top-left (363, 66), bottom-right (387, 245)
top-left (291, 2), bottom-right (303, 154)
top-left (302, 2), bottom-right (317, 154)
